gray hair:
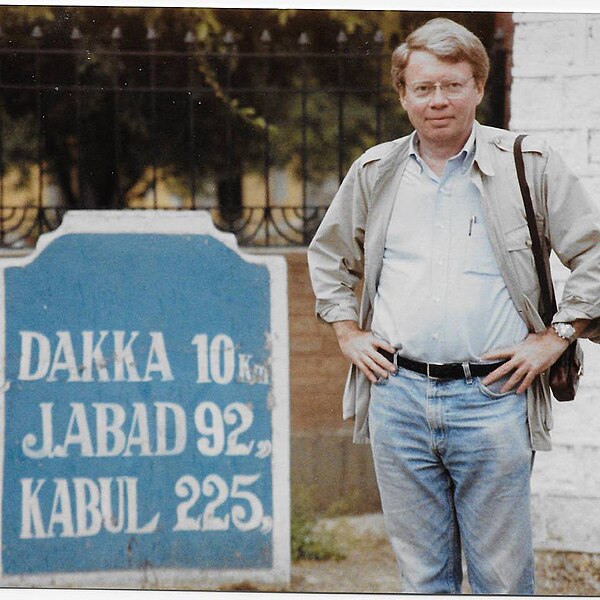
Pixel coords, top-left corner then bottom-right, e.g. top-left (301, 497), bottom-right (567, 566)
top-left (391, 18), bottom-right (490, 93)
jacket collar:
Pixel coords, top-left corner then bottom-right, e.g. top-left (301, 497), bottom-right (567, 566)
top-left (376, 134), bottom-right (412, 181)
top-left (364, 136), bottom-right (411, 307)
top-left (388, 121), bottom-right (495, 177)
top-left (472, 121), bottom-right (495, 176)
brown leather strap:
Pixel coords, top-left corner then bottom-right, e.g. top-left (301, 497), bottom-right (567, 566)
top-left (513, 134), bottom-right (557, 325)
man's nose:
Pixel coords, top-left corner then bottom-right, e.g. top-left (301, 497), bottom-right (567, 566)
top-left (429, 85), bottom-right (449, 106)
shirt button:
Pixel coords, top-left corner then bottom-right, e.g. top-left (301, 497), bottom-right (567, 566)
top-left (432, 333), bottom-right (440, 340)
top-left (434, 296), bottom-right (441, 303)
top-left (438, 259), bottom-right (444, 266)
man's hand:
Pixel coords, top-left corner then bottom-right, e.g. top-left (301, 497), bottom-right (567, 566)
top-left (332, 320), bottom-right (397, 384)
top-left (481, 328), bottom-right (569, 394)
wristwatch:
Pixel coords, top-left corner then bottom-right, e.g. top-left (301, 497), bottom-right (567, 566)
top-left (552, 322), bottom-right (577, 343)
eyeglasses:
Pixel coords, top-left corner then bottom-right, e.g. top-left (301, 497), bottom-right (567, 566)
top-left (404, 76), bottom-right (475, 101)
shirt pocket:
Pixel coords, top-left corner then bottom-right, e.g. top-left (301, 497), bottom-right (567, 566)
top-left (463, 222), bottom-right (501, 276)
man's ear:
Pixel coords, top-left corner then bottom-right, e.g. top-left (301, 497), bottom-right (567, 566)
top-left (399, 89), bottom-right (407, 110)
top-left (475, 81), bottom-right (485, 106)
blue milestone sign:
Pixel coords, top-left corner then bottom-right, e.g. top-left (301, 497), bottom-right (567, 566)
top-left (0, 211), bottom-right (290, 588)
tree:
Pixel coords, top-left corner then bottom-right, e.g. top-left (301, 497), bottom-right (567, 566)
top-left (0, 7), bottom-right (498, 241)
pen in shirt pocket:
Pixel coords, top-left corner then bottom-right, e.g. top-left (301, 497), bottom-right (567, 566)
top-left (468, 215), bottom-right (477, 236)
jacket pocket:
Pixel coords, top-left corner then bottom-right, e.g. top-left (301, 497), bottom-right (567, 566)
top-left (504, 223), bottom-right (538, 297)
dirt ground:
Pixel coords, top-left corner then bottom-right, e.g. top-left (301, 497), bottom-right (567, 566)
top-left (222, 514), bottom-right (600, 595)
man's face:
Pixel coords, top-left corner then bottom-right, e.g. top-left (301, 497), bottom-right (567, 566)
top-left (399, 50), bottom-right (484, 148)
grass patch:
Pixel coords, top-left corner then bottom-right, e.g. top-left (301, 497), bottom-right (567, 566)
top-left (291, 487), bottom-right (346, 562)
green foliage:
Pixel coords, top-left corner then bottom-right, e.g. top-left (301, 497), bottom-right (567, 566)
top-left (0, 7), bottom-right (498, 215)
top-left (0, 6), bottom-right (55, 27)
top-left (291, 487), bottom-right (346, 562)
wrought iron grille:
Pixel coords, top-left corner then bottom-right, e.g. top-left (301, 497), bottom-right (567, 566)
top-left (0, 20), bottom-right (505, 248)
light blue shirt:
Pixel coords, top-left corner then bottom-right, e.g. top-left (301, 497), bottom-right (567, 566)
top-left (371, 125), bottom-right (528, 363)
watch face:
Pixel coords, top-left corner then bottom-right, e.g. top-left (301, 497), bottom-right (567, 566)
top-left (555, 323), bottom-right (575, 339)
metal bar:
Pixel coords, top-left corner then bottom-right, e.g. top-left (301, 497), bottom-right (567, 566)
top-left (0, 47), bottom-right (379, 59)
top-left (213, 205), bottom-right (255, 235)
top-left (73, 29), bottom-right (84, 207)
top-left (111, 28), bottom-right (122, 208)
top-left (299, 32), bottom-right (309, 245)
top-left (185, 33), bottom-right (197, 209)
top-left (148, 29), bottom-right (158, 209)
top-left (33, 30), bottom-right (44, 237)
top-left (4, 207), bottom-right (37, 241)
top-left (223, 33), bottom-right (234, 226)
top-left (0, 83), bottom-right (378, 95)
top-left (261, 31), bottom-right (271, 247)
top-left (374, 31), bottom-right (385, 144)
top-left (336, 31), bottom-right (347, 185)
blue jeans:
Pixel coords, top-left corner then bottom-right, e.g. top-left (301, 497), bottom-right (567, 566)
top-left (369, 365), bottom-right (535, 594)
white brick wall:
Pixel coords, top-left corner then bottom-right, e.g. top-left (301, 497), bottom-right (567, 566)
top-left (531, 341), bottom-right (600, 552)
top-left (511, 12), bottom-right (600, 552)
top-left (511, 13), bottom-right (600, 183)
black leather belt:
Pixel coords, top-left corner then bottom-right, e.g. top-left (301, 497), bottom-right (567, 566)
top-left (378, 349), bottom-right (505, 380)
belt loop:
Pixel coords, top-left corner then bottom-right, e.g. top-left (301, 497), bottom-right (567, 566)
top-left (426, 362), bottom-right (431, 379)
top-left (462, 362), bottom-right (473, 385)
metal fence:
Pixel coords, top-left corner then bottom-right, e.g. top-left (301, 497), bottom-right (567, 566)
top-left (0, 24), bottom-right (506, 248)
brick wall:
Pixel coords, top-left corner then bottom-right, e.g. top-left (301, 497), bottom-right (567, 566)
top-left (511, 12), bottom-right (600, 194)
top-left (284, 250), bottom-right (380, 513)
top-left (511, 12), bottom-right (600, 552)
top-left (286, 250), bottom-right (349, 432)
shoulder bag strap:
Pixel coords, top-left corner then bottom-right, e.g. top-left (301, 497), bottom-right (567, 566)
top-left (513, 134), bottom-right (557, 325)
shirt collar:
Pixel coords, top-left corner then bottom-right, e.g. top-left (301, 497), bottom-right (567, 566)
top-left (409, 124), bottom-right (477, 174)
top-left (408, 132), bottom-right (424, 172)
top-left (458, 125), bottom-right (476, 173)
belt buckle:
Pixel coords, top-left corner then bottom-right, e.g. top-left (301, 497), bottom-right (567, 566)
top-left (425, 361), bottom-right (445, 379)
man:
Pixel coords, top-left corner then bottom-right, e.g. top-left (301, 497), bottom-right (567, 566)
top-left (307, 18), bottom-right (600, 595)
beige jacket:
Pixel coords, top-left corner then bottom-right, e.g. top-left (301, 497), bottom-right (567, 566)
top-left (308, 123), bottom-right (600, 450)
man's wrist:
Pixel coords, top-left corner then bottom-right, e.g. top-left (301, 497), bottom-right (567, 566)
top-left (332, 320), bottom-right (360, 341)
top-left (551, 322), bottom-right (577, 344)
top-left (549, 318), bottom-right (589, 344)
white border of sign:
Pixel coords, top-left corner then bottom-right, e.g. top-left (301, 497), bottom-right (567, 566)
top-left (0, 210), bottom-right (290, 589)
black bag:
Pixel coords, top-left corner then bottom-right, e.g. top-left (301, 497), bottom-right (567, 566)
top-left (513, 134), bottom-right (583, 401)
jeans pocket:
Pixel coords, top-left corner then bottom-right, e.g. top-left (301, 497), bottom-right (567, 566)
top-left (374, 375), bottom-right (390, 387)
top-left (477, 374), bottom-right (517, 399)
